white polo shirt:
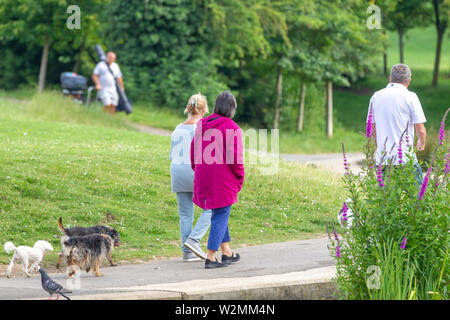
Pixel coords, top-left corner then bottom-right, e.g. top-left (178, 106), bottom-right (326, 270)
top-left (93, 62), bottom-right (122, 91)
top-left (368, 83), bottom-right (426, 165)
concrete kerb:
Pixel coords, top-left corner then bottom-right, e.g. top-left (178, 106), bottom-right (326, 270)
top-left (27, 266), bottom-right (337, 300)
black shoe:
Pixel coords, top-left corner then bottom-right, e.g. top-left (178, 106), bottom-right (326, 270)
top-left (221, 253), bottom-right (240, 264)
top-left (205, 258), bottom-right (229, 269)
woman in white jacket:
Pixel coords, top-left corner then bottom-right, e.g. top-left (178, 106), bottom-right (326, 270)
top-left (170, 93), bottom-right (211, 261)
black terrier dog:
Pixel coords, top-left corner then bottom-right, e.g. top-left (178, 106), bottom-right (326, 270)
top-left (56, 217), bottom-right (120, 269)
top-left (63, 233), bottom-right (115, 278)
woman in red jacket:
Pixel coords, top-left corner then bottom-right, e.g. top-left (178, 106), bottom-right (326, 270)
top-left (190, 91), bottom-right (245, 269)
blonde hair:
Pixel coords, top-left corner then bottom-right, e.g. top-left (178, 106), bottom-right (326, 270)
top-left (185, 93), bottom-right (208, 116)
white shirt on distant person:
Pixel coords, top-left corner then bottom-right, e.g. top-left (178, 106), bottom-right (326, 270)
top-left (368, 82), bottom-right (426, 165)
top-left (92, 62), bottom-right (122, 91)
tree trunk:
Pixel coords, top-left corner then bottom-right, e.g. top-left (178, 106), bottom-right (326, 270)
top-left (431, 0), bottom-right (446, 88)
top-left (38, 32), bottom-right (50, 92)
top-left (326, 81), bottom-right (333, 138)
top-left (273, 65), bottom-right (283, 130)
top-left (73, 32), bottom-right (87, 74)
top-left (297, 82), bottom-right (306, 132)
top-left (382, 30), bottom-right (388, 75)
top-left (398, 28), bottom-right (404, 63)
top-left (432, 28), bottom-right (444, 87)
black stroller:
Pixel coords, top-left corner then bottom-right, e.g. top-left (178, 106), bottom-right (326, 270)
top-left (60, 72), bottom-right (96, 105)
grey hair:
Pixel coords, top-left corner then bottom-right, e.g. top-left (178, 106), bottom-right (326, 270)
top-left (390, 64), bottom-right (412, 84)
top-left (213, 90), bottom-right (237, 119)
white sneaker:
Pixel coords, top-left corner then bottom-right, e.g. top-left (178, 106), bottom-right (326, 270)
top-left (184, 238), bottom-right (206, 260)
top-left (183, 251), bottom-right (202, 262)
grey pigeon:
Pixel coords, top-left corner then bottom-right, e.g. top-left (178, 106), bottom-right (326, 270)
top-left (38, 267), bottom-right (72, 300)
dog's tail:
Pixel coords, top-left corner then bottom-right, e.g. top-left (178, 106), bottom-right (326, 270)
top-left (3, 242), bottom-right (16, 254)
top-left (58, 217), bottom-right (68, 235)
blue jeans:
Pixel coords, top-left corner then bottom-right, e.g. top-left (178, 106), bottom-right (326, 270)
top-left (207, 205), bottom-right (232, 251)
top-left (176, 192), bottom-right (212, 253)
top-left (412, 162), bottom-right (424, 186)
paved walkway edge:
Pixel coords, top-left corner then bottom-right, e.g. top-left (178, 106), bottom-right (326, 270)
top-left (27, 266), bottom-right (337, 300)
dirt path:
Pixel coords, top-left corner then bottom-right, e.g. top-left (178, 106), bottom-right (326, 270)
top-left (129, 122), bottom-right (172, 136)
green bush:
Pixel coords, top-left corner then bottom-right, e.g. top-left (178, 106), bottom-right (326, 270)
top-left (102, 0), bottom-right (227, 109)
top-left (328, 108), bottom-right (450, 300)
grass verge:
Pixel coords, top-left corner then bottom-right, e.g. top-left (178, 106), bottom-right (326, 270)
top-left (0, 94), bottom-right (344, 267)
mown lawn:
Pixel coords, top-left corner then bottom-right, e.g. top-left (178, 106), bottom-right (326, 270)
top-left (0, 93), bottom-right (345, 267)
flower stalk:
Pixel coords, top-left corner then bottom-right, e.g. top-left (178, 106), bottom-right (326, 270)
top-left (376, 163), bottom-right (384, 188)
top-left (400, 236), bottom-right (407, 250)
top-left (418, 167), bottom-right (432, 201)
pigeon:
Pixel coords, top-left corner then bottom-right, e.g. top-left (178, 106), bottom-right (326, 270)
top-left (38, 267), bottom-right (72, 300)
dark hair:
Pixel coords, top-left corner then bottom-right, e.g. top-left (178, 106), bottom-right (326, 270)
top-left (213, 90), bottom-right (237, 118)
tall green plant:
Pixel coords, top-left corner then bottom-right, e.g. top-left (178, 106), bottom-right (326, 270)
top-left (367, 239), bottom-right (417, 300)
top-left (328, 108), bottom-right (450, 300)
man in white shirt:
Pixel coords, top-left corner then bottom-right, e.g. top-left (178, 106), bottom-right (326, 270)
top-left (92, 52), bottom-right (125, 114)
top-left (368, 63), bottom-right (427, 183)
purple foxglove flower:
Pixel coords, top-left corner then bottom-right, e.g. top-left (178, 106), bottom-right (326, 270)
top-left (341, 202), bottom-right (348, 221)
top-left (336, 246), bottom-right (341, 258)
top-left (439, 121), bottom-right (445, 145)
top-left (398, 140), bottom-right (403, 164)
top-left (398, 150), bottom-right (403, 163)
top-left (400, 237), bottom-right (407, 250)
top-left (366, 107), bottom-right (374, 138)
top-left (342, 144), bottom-right (350, 175)
top-left (418, 167), bottom-right (432, 200)
top-left (376, 163), bottom-right (384, 188)
top-left (405, 132), bottom-right (410, 149)
top-left (333, 230), bottom-right (339, 242)
top-left (439, 108), bottom-right (449, 145)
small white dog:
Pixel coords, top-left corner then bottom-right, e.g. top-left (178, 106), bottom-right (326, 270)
top-left (4, 240), bottom-right (54, 278)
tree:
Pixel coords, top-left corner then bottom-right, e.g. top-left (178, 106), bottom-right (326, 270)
top-left (102, 0), bottom-right (229, 107)
top-left (298, 0), bottom-right (385, 137)
top-left (0, 1), bottom-right (68, 91)
top-left (372, 0), bottom-right (397, 75)
top-left (0, 0), bottom-right (105, 91)
top-left (70, 2), bottom-right (106, 74)
top-left (384, 0), bottom-right (428, 64)
top-left (203, 0), bottom-right (292, 129)
top-left (431, 0), bottom-right (449, 87)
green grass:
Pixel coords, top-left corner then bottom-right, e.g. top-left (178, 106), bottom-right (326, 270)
top-left (0, 93), bottom-right (344, 267)
top-left (0, 87), bottom-right (36, 100)
top-left (334, 69), bottom-right (449, 132)
top-left (386, 26), bottom-right (450, 71)
top-left (126, 103), bottom-right (186, 131)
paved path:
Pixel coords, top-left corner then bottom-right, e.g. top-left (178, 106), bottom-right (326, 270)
top-left (281, 152), bottom-right (364, 175)
top-left (0, 238), bottom-right (333, 300)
